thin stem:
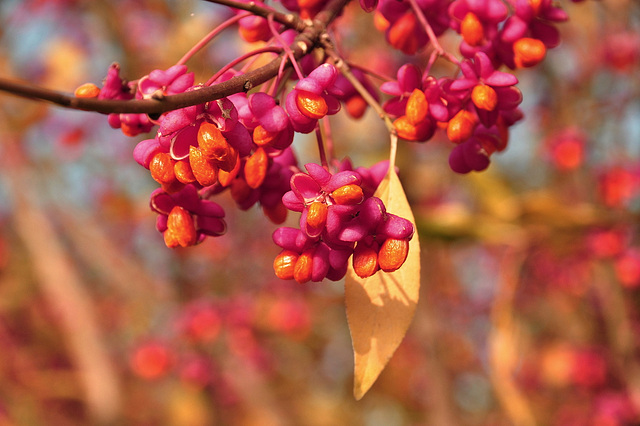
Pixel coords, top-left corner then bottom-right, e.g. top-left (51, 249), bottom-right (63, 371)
top-left (325, 43), bottom-right (399, 169)
top-left (388, 132), bottom-right (398, 172)
top-left (321, 116), bottom-right (335, 165)
top-left (407, 0), bottom-right (460, 65)
top-left (346, 62), bottom-right (395, 83)
top-left (271, 67), bottom-right (294, 100)
top-left (206, 46), bottom-right (283, 85)
top-left (268, 14), bottom-right (305, 80)
top-left (177, 12), bottom-right (251, 66)
top-left (324, 46), bottom-right (395, 134)
top-left (424, 49), bottom-right (439, 75)
top-left (201, 0), bottom-right (307, 32)
top-left (315, 126), bottom-right (329, 169)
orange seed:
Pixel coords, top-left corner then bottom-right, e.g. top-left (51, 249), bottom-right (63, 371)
top-left (218, 154), bottom-right (241, 187)
top-left (394, 115), bottom-right (434, 142)
top-left (150, 152), bottom-right (177, 185)
top-left (296, 91), bottom-right (328, 120)
top-left (406, 88), bottom-right (429, 125)
top-left (353, 242), bottom-right (380, 278)
top-left (461, 12), bottom-right (484, 47)
top-left (253, 125), bottom-right (278, 147)
top-left (189, 146), bottom-right (218, 187)
top-left (471, 84), bottom-right (498, 111)
top-left (306, 202), bottom-right (328, 229)
top-left (293, 249), bottom-right (314, 284)
top-left (197, 121), bottom-right (229, 159)
top-left (74, 83), bottom-right (101, 98)
top-left (244, 147), bottom-right (268, 189)
top-left (166, 206), bottom-right (197, 248)
top-left (377, 238), bottom-right (410, 272)
top-left (513, 37), bottom-right (546, 68)
top-left (273, 249), bottom-right (299, 280)
top-left (174, 159), bottom-right (197, 184)
top-left (263, 202), bottom-right (288, 225)
top-left (447, 110), bottom-right (477, 144)
top-left (331, 184), bottom-right (364, 205)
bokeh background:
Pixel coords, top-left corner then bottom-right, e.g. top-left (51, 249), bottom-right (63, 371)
top-left (0, 0), bottom-right (639, 425)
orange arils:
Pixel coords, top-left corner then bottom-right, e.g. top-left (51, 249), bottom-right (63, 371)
top-left (293, 249), bottom-right (314, 284)
top-left (306, 202), bottom-right (328, 229)
top-left (120, 123), bottom-right (139, 137)
top-left (238, 24), bottom-right (270, 44)
top-left (253, 125), bottom-right (278, 147)
top-left (513, 37), bottom-right (546, 68)
top-left (296, 91), bottom-right (328, 120)
top-left (244, 147), bottom-right (268, 189)
top-left (216, 145), bottom-right (238, 173)
top-left (273, 249), bottom-right (299, 280)
top-left (74, 83), bottom-right (100, 98)
top-left (197, 121), bottom-right (229, 159)
top-left (150, 152), bottom-right (176, 185)
top-left (217, 154), bottom-right (241, 187)
top-left (298, 0), bottom-right (324, 11)
top-left (189, 146), bottom-right (218, 187)
top-left (346, 95), bottom-right (368, 119)
top-left (447, 110), bottom-right (477, 144)
top-left (461, 12), bottom-right (484, 47)
top-left (331, 184), bottom-right (364, 205)
top-left (529, 0), bottom-right (542, 15)
top-left (374, 11), bottom-right (390, 32)
top-left (230, 177), bottom-right (252, 204)
top-left (165, 206), bottom-right (197, 248)
top-left (377, 238), bottom-right (410, 272)
top-left (298, 0), bottom-right (324, 18)
top-left (406, 89), bottom-right (429, 125)
top-left (263, 202), bottom-right (288, 225)
top-left (174, 159), bottom-right (197, 184)
top-left (353, 242), bottom-right (380, 279)
top-left (163, 229), bottom-right (180, 248)
top-left (394, 115), bottom-right (434, 142)
top-left (388, 12), bottom-right (419, 54)
top-left (471, 84), bottom-right (498, 111)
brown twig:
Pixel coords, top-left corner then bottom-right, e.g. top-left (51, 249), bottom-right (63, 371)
top-left (0, 0), bottom-right (350, 115)
top-left (201, 0), bottom-right (307, 32)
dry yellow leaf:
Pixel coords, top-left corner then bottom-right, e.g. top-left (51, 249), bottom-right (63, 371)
top-left (345, 167), bottom-right (421, 400)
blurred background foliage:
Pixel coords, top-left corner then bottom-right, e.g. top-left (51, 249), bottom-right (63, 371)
top-left (0, 0), bottom-right (639, 425)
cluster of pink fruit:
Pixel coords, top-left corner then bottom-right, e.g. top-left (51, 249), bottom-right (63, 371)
top-left (73, 0), bottom-right (575, 283)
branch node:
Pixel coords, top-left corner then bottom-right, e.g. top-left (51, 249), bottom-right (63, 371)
top-left (296, 41), bottom-right (309, 55)
top-left (150, 89), bottom-right (165, 100)
top-left (243, 80), bottom-right (254, 92)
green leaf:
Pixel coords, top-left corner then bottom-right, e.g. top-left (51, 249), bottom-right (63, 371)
top-left (345, 168), bottom-right (421, 400)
